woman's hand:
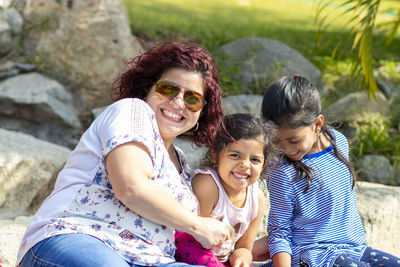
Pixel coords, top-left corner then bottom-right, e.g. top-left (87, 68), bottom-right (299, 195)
top-left (191, 217), bottom-right (234, 249)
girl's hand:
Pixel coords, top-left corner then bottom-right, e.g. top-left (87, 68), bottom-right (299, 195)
top-left (232, 258), bottom-right (250, 267)
top-left (191, 217), bottom-right (234, 249)
top-left (230, 248), bottom-right (252, 267)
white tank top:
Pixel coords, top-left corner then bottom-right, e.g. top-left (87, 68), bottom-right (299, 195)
top-left (193, 168), bottom-right (259, 262)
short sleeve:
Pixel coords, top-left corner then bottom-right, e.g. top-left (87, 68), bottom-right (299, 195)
top-left (332, 129), bottom-right (350, 160)
top-left (95, 98), bottom-right (162, 168)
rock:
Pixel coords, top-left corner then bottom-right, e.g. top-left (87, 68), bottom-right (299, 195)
top-left (174, 136), bottom-right (207, 171)
top-left (0, 13), bottom-right (12, 55)
top-left (0, 72), bottom-right (82, 147)
top-left (217, 37), bottom-right (321, 94)
top-left (3, 7), bottom-right (23, 34)
top-left (0, 128), bottom-right (71, 212)
top-left (357, 182), bottom-right (400, 256)
top-left (325, 91), bottom-right (390, 123)
top-left (0, 215), bottom-right (32, 267)
top-left (222, 94), bottom-right (263, 117)
top-left (358, 155), bottom-right (397, 185)
top-left (0, 0), bottom-right (11, 8)
top-left (20, 0), bottom-right (143, 107)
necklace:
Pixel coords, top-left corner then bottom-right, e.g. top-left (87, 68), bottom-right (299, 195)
top-left (169, 146), bottom-right (183, 174)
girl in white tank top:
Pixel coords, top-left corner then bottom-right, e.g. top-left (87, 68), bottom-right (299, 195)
top-left (175, 113), bottom-right (276, 267)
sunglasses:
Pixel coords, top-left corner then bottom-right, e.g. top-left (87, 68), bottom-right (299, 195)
top-left (155, 81), bottom-right (206, 112)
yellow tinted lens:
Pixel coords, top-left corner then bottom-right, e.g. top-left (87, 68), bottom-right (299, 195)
top-left (184, 91), bottom-right (203, 112)
top-left (156, 81), bottom-right (204, 112)
top-left (156, 82), bottom-right (179, 99)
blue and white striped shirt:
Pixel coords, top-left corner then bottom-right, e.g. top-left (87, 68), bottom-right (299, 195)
top-left (267, 129), bottom-right (366, 267)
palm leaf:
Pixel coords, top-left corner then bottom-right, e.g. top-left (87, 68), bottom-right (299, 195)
top-left (315, 0), bottom-right (385, 99)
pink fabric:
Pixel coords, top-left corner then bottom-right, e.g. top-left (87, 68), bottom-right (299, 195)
top-left (175, 231), bottom-right (230, 267)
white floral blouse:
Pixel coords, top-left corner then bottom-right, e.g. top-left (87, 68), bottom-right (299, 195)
top-left (17, 98), bottom-right (198, 266)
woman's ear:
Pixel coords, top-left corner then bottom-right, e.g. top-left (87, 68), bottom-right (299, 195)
top-left (314, 115), bottom-right (324, 132)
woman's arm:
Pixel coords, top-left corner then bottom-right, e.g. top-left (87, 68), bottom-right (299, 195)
top-left (229, 189), bottom-right (266, 267)
top-left (106, 142), bottom-right (231, 249)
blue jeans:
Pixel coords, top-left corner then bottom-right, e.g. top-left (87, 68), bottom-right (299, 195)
top-left (333, 247), bottom-right (400, 266)
top-left (20, 234), bottom-right (203, 267)
top-left (258, 247), bottom-right (400, 267)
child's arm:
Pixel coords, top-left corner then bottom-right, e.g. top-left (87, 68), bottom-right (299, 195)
top-left (229, 189), bottom-right (266, 267)
top-left (191, 173), bottom-right (219, 217)
top-left (252, 235), bottom-right (270, 261)
top-left (272, 252), bottom-right (291, 267)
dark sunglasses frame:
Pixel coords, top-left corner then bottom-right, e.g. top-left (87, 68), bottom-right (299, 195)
top-left (155, 81), bottom-right (206, 112)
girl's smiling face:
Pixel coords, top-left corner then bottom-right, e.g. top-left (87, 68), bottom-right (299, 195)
top-left (275, 124), bottom-right (319, 161)
top-left (275, 115), bottom-right (327, 161)
top-left (215, 135), bottom-right (265, 196)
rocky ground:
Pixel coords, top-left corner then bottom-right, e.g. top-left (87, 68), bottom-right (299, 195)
top-left (0, 215), bottom-right (31, 267)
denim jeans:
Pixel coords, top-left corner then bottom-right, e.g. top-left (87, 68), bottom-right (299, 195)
top-left (258, 247), bottom-right (400, 267)
top-left (20, 233), bottom-right (204, 267)
top-left (333, 247), bottom-right (400, 267)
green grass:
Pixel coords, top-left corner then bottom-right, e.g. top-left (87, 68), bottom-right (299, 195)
top-left (123, 0), bottom-right (400, 62)
top-left (123, 0), bottom-right (400, 171)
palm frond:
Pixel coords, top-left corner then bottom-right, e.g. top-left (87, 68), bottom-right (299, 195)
top-left (315, 0), bottom-right (384, 99)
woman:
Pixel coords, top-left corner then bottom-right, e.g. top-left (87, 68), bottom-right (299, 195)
top-left (17, 42), bottom-right (232, 267)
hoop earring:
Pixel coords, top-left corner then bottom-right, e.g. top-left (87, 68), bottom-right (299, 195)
top-left (192, 122), bottom-right (199, 132)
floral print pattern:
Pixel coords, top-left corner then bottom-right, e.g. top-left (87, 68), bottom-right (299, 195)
top-left (44, 100), bottom-right (198, 266)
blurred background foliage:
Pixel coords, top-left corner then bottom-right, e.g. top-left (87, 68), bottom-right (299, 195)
top-left (122, 0), bottom-right (400, 173)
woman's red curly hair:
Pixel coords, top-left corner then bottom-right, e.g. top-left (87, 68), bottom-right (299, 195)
top-left (111, 42), bottom-right (224, 148)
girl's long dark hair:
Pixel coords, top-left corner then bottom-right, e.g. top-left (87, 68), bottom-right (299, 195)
top-left (261, 75), bottom-right (356, 192)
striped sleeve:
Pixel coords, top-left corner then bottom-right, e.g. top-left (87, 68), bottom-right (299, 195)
top-left (267, 164), bottom-right (295, 257)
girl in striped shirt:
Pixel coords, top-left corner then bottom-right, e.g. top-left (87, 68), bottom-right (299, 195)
top-left (259, 75), bottom-right (400, 267)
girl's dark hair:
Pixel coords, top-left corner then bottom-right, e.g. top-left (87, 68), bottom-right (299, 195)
top-left (111, 41), bottom-right (223, 148)
top-left (203, 113), bottom-right (276, 179)
top-left (261, 75), bottom-right (356, 192)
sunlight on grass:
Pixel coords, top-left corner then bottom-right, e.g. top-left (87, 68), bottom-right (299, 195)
top-left (123, 0), bottom-right (399, 62)
top-left (124, 0), bottom-right (347, 55)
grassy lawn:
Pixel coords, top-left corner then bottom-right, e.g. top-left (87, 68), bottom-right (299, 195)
top-left (123, 0), bottom-right (400, 63)
top-left (123, 0), bottom-right (400, 167)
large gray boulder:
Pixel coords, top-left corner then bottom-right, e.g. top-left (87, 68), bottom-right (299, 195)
top-left (357, 182), bottom-right (400, 255)
top-left (2, 7), bottom-right (23, 34)
top-left (18, 0), bottom-right (143, 107)
top-left (0, 12), bottom-right (12, 55)
top-left (222, 94), bottom-right (263, 117)
top-left (325, 91), bottom-right (390, 123)
top-left (217, 37), bottom-right (321, 94)
top-left (0, 0), bottom-right (11, 8)
top-left (358, 155), bottom-right (397, 185)
top-left (0, 128), bottom-right (71, 214)
top-left (0, 72), bottom-right (81, 147)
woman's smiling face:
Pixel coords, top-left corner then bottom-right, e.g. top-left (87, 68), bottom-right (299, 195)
top-left (145, 68), bottom-right (204, 145)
